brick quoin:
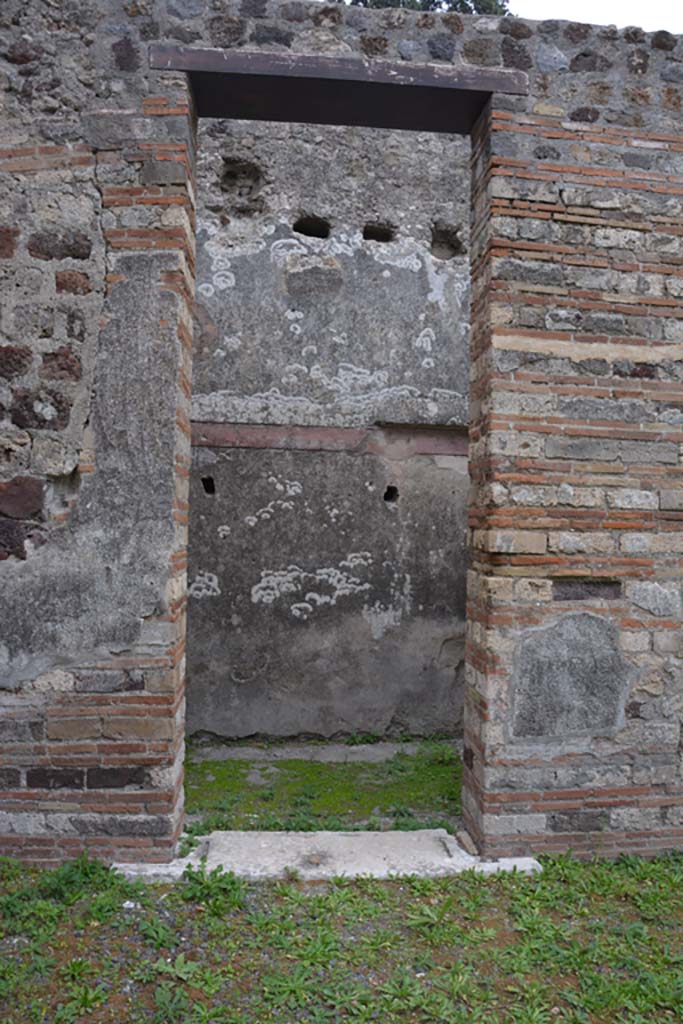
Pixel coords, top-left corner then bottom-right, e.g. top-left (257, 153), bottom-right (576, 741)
top-left (0, 0), bottom-right (682, 864)
top-left (463, 90), bottom-right (683, 857)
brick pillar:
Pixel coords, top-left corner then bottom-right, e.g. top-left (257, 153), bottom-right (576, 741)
top-left (84, 91), bottom-right (196, 862)
top-left (0, 84), bottom-right (196, 864)
top-left (463, 101), bottom-right (683, 858)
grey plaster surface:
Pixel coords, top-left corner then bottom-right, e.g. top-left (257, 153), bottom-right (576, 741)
top-left (192, 121), bottom-right (470, 429)
top-left (186, 446), bottom-right (468, 739)
top-left (1, 253), bottom-right (185, 688)
top-left (115, 829), bottom-right (541, 881)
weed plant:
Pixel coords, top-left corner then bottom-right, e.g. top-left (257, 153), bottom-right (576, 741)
top-left (1, 851), bottom-right (683, 1022)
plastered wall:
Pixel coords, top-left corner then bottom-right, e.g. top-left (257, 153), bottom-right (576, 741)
top-left (186, 117), bottom-right (471, 739)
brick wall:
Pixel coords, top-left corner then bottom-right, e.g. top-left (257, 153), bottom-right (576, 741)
top-left (465, 98), bottom-right (683, 857)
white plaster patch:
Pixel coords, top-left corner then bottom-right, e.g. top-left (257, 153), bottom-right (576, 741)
top-left (251, 553), bottom-right (373, 616)
top-left (34, 400), bottom-right (58, 421)
top-left (281, 363), bottom-right (308, 386)
top-left (291, 602), bottom-right (314, 620)
top-left (362, 572), bottom-right (413, 640)
top-left (192, 384), bottom-right (467, 426)
top-left (325, 504), bottom-right (351, 524)
top-left (371, 241), bottom-right (421, 273)
top-left (319, 362), bottom-right (389, 393)
top-left (268, 475), bottom-right (302, 496)
top-left (189, 572), bottom-right (221, 599)
top-left (414, 327), bottom-right (435, 353)
top-left (245, 477), bottom-right (302, 527)
top-left (270, 238), bottom-right (307, 266)
top-left (271, 232), bottom-right (425, 275)
top-left (199, 219), bottom-right (264, 295)
top-left (26, 670), bottom-right (76, 693)
top-left (327, 329), bottom-right (348, 346)
top-left (427, 254), bottom-right (469, 319)
top-left (213, 270), bottom-right (235, 291)
top-left (245, 499), bottom-right (296, 527)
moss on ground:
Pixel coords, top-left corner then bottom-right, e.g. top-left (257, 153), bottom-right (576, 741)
top-left (184, 742), bottom-right (462, 834)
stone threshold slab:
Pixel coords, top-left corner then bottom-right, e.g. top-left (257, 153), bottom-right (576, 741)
top-left (187, 741), bottom-right (432, 764)
top-left (114, 829), bottom-right (541, 882)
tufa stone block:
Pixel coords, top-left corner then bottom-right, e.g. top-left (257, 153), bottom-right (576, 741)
top-left (86, 767), bottom-right (146, 789)
top-left (47, 717), bottom-right (101, 741)
top-left (0, 346), bottom-right (32, 380)
top-left (26, 768), bottom-right (85, 790)
top-left (27, 230), bottom-right (92, 262)
top-left (511, 613), bottom-right (634, 741)
top-left (660, 491), bottom-right (683, 511)
top-left (55, 270), bottom-right (91, 295)
top-left (552, 579), bottom-right (622, 602)
top-left (0, 226), bottom-right (19, 259)
top-left (40, 347), bottom-right (82, 382)
top-left (0, 476), bottom-right (44, 520)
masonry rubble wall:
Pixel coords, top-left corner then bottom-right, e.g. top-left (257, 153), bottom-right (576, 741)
top-left (0, 0), bottom-right (195, 863)
top-left (0, 0), bottom-right (681, 861)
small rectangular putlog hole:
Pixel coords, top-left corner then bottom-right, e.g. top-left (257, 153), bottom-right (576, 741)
top-left (553, 579), bottom-right (622, 601)
top-left (293, 214), bottom-right (330, 239)
top-left (431, 221), bottom-right (464, 259)
top-left (363, 222), bottom-right (395, 243)
top-left (201, 476), bottom-right (216, 495)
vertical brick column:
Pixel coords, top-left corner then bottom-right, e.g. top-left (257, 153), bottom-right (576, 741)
top-left (464, 102), bottom-right (683, 858)
top-left (89, 91), bottom-right (196, 862)
top-left (0, 84), bottom-right (196, 864)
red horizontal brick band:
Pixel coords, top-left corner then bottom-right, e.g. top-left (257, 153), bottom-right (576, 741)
top-left (191, 422), bottom-right (469, 458)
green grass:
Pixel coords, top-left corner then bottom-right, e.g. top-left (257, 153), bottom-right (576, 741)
top-left (183, 742), bottom-right (463, 840)
top-left (2, 851), bottom-right (683, 1022)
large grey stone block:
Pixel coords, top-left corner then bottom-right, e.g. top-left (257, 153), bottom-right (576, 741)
top-left (511, 613), bottom-right (635, 741)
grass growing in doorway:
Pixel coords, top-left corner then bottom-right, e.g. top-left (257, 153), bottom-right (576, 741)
top-left (183, 742), bottom-right (462, 844)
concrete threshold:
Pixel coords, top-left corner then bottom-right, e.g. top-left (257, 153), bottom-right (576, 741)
top-left (114, 829), bottom-right (541, 882)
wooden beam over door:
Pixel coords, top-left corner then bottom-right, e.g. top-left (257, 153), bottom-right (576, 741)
top-left (149, 45), bottom-right (528, 134)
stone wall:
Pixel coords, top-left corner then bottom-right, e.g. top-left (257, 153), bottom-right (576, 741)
top-left (1, 0), bottom-right (682, 861)
top-left (187, 113), bottom-right (471, 739)
top-left (0, 0), bottom-right (195, 862)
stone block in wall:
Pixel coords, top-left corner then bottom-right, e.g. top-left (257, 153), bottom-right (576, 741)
top-left (510, 613), bottom-right (634, 741)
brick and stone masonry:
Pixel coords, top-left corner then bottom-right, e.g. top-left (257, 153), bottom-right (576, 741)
top-left (0, 0), bottom-right (196, 863)
top-left (0, 0), bottom-right (682, 862)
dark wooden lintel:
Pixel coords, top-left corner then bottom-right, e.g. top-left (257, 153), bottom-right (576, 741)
top-left (149, 44), bottom-right (527, 134)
